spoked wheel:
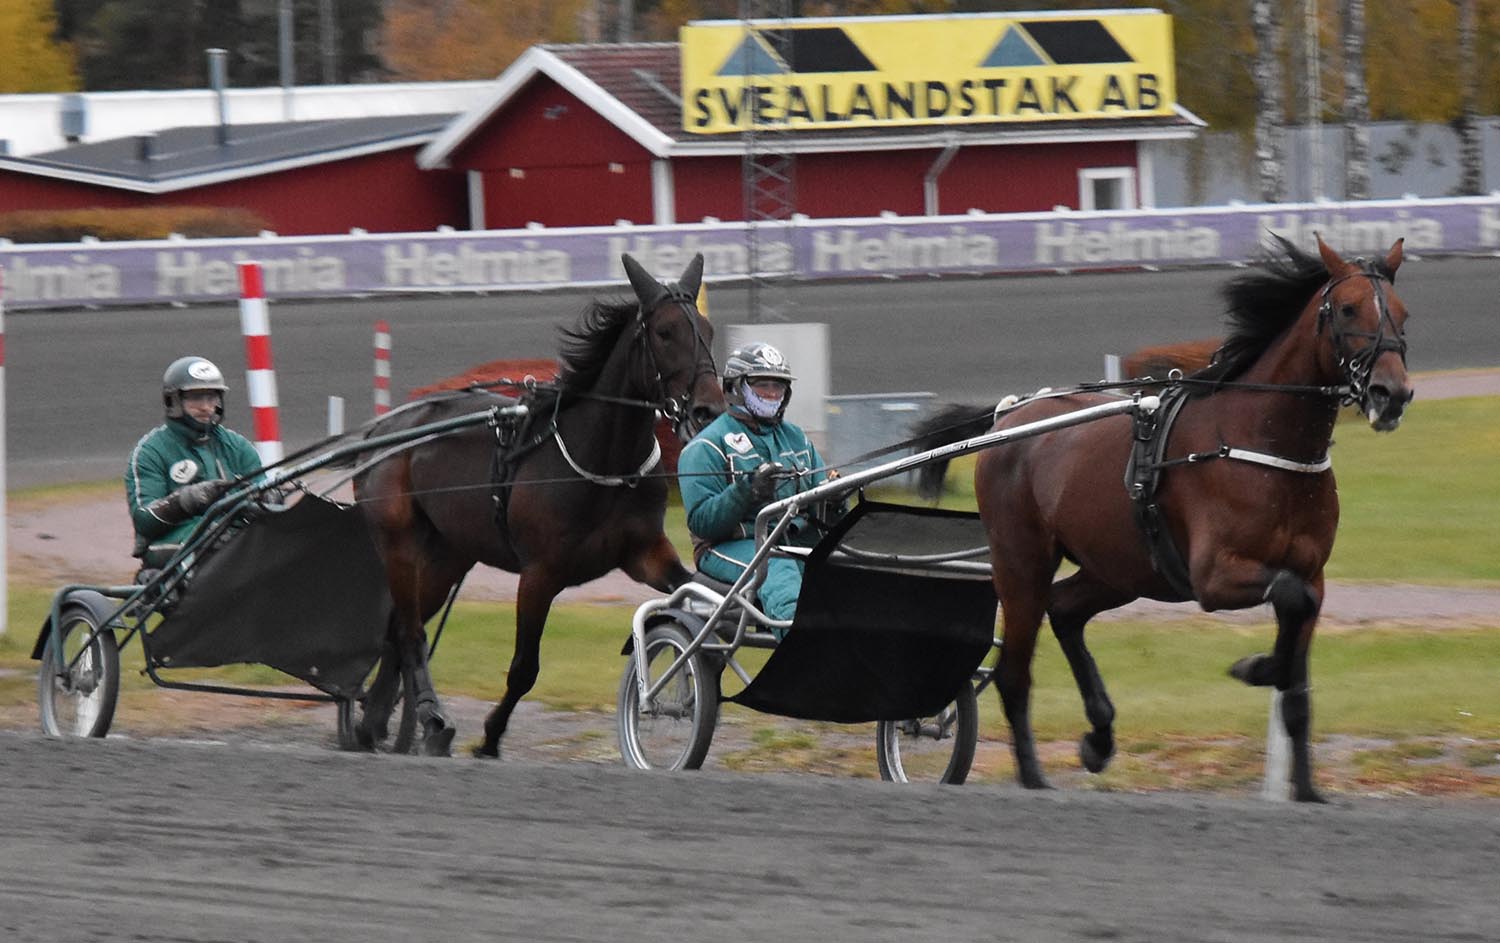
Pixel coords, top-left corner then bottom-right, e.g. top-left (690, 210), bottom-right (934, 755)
top-left (875, 679), bottom-right (979, 785)
top-left (617, 622), bottom-right (719, 771)
top-left (37, 605), bottom-right (121, 739)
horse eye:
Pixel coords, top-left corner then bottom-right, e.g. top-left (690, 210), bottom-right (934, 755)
top-left (1340, 304), bottom-right (1357, 319)
top-left (655, 325), bottom-right (674, 340)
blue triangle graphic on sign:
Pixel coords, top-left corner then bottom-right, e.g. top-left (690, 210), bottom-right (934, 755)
top-left (717, 35), bottom-right (785, 76)
top-left (982, 27), bottom-right (1047, 67)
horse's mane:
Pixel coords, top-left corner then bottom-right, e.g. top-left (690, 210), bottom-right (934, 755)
top-left (520, 297), bottom-right (638, 419)
top-left (1188, 235), bottom-right (1329, 391)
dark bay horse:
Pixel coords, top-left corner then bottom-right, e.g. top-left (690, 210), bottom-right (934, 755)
top-left (914, 235), bottom-right (1412, 801)
top-left (353, 254), bottom-right (723, 757)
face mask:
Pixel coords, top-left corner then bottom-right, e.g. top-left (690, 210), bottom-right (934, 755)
top-left (742, 380), bottom-right (785, 420)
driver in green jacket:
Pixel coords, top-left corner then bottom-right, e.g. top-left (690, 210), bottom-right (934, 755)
top-left (125, 356), bottom-right (263, 568)
top-left (678, 342), bottom-right (833, 632)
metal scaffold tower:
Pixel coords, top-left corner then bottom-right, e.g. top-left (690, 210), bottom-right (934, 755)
top-left (740, 0), bottom-right (797, 322)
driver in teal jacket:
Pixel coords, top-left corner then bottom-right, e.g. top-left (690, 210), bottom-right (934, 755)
top-left (678, 342), bottom-right (833, 630)
top-left (125, 356), bottom-right (263, 568)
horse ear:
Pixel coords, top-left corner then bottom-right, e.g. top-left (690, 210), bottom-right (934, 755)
top-left (621, 253), bottom-right (668, 310)
top-left (1315, 233), bottom-right (1351, 276)
top-left (676, 253), bottom-right (704, 302)
top-left (1382, 238), bottom-right (1404, 280)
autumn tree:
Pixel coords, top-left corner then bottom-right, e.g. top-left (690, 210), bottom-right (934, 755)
top-left (381, 0), bottom-right (590, 81)
top-left (0, 0), bottom-right (79, 92)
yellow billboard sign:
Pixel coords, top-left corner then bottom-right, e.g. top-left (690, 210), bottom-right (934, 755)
top-left (680, 11), bottom-right (1176, 134)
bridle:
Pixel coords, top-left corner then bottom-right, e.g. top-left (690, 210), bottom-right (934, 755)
top-left (634, 287), bottom-right (718, 436)
top-left (1315, 260), bottom-right (1407, 408)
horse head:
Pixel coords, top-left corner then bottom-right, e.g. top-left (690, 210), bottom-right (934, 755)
top-left (1315, 235), bottom-right (1413, 431)
top-left (622, 253), bottom-right (726, 440)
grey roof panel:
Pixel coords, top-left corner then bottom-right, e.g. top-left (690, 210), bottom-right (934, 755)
top-left (11, 114), bottom-right (455, 183)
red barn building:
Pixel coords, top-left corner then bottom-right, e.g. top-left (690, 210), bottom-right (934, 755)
top-left (0, 13), bottom-right (1202, 236)
top-left (422, 14), bottom-right (1202, 230)
top-left (0, 115), bottom-right (466, 236)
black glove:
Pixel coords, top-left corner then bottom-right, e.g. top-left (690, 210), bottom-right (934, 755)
top-left (175, 478), bottom-right (233, 515)
top-left (747, 462), bottom-right (784, 504)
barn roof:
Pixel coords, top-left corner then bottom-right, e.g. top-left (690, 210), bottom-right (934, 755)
top-left (419, 42), bottom-right (1203, 168)
top-left (0, 113), bottom-right (455, 194)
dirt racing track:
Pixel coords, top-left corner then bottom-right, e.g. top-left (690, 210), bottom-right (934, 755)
top-left (2, 732), bottom-right (1497, 943)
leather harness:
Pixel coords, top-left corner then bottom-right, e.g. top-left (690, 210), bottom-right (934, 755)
top-left (1124, 384), bottom-right (1333, 602)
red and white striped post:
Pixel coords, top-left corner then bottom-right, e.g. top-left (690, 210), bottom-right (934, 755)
top-left (236, 262), bottom-right (284, 468)
top-left (373, 320), bottom-right (391, 416)
top-left (0, 267), bottom-right (8, 635)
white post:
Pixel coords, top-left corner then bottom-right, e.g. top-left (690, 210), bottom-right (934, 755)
top-left (237, 262), bottom-right (285, 468)
top-left (327, 395), bottom-right (345, 436)
top-left (1103, 353), bottom-right (1122, 382)
top-left (373, 320), bottom-right (391, 417)
top-left (1261, 690), bottom-right (1292, 801)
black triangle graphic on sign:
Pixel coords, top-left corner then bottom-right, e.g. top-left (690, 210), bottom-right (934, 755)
top-left (1019, 20), bottom-right (1133, 65)
top-left (753, 27), bottom-right (877, 74)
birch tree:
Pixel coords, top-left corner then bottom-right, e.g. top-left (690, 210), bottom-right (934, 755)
top-left (1340, 0), bottom-right (1369, 200)
top-left (1455, 0), bottom-right (1482, 195)
top-left (1250, 0), bottom-right (1286, 202)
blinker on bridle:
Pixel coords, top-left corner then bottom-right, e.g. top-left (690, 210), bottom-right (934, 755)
top-left (1315, 260), bottom-right (1407, 407)
top-left (634, 286), bottom-right (717, 432)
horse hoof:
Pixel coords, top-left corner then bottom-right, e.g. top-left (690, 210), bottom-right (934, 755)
top-left (1228, 653), bottom-right (1274, 686)
top-left (423, 722), bottom-right (457, 758)
top-left (1079, 732), bottom-right (1114, 774)
top-left (353, 724), bottom-right (378, 751)
top-left (1018, 770), bottom-right (1054, 791)
top-left (1294, 784), bottom-right (1329, 804)
top-left (470, 740), bottom-right (500, 760)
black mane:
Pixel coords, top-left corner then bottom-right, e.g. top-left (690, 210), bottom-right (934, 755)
top-left (1190, 235), bottom-right (1329, 388)
top-left (556, 296), bottom-right (637, 393)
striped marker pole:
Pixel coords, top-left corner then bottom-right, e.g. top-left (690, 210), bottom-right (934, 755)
top-left (236, 262), bottom-right (284, 467)
top-left (373, 320), bottom-right (391, 416)
top-left (0, 267), bottom-right (8, 635)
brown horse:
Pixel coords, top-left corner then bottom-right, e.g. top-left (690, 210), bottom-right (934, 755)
top-left (914, 235), bottom-right (1412, 801)
top-left (353, 254), bottom-right (723, 757)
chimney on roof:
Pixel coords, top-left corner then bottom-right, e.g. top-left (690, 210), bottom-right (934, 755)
top-left (207, 47), bottom-right (229, 146)
top-left (134, 133), bottom-right (157, 162)
top-left (59, 93), bottom-right (88, 143)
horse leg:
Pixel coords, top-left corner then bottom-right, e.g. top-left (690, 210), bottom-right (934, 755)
top-left (1227, 568), bottom-right (1326, 803)
top-left (1047, 571), bottom-right (1134, 775)
top-left (991, 541), bottom-right (1059, 790)
top-left (355, 627), bottom-right (402, 750)
top-left (474, 567), bottom-right (560, 759)
top-left (621, 532), bottom-right (693, 593)
top-left (400, 619), bottom-right (456, 758)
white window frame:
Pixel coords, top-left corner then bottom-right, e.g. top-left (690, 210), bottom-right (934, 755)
top-left (1078, 166), bottom-right (1138, 211)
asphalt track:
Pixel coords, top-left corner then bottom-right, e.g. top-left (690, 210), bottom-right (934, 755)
top-left (2, 732), bottom-right (1497, 943)
top-left (9, 254), bottom-right (1499, 487)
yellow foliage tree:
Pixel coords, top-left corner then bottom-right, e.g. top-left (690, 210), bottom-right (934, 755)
top-left (381, 0), bottom-right (590, 80)
top-left (0, 0), bottom-right (80, 93)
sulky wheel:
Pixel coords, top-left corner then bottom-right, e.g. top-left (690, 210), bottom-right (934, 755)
top-left (617, 621), bottom-right (719, 771)
top-left (875, 679), bottom-right (979, 785)
top-left (37, 604), bottom-right (121, 739)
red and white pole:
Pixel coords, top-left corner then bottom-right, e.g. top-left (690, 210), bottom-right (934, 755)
top-left (236, 262), bottom-right (284, 467)
top-left (373, 319), bottom-right (391, 416)
top-left (0, 267), bottom-right (8, 635)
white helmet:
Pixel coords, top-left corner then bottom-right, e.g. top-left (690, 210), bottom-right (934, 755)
top-left (723, 342), bottom-right (794, 423)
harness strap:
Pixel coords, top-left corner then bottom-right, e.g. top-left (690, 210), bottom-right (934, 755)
top-left (553, 429), bottom-right (661, 487)
top-left (1124, 386), bottom-right (1196, 601)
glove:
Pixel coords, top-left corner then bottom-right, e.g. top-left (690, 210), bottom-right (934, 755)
top-left (175, 478), bottom-right (233, 515)
top-left (747, 462), bottom-right (784, 504)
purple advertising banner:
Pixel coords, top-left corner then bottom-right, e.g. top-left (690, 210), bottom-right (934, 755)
top-left (2, 198), bottom-right (1498, 310)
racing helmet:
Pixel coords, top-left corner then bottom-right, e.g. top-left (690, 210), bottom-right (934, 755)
top-left (723, 342), bottom-right (795, 423)
top-left (162, 356), bottom-right (228, 435)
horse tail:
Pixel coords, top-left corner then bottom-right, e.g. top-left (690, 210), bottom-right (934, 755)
top-left (908, 403), bottom-right (997, 500)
